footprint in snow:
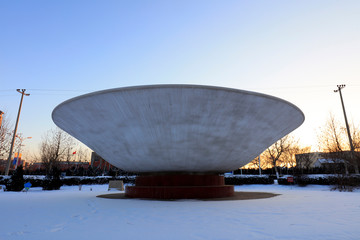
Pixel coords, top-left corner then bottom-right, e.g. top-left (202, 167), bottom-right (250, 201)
top-left (87, 200), bottom-right (98, 214)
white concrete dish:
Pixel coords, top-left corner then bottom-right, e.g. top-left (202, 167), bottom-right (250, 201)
top-left (52, 85), bottom-right (304, 173)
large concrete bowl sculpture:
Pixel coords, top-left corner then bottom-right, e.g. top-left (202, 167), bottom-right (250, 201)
top-left (52, 85), bottom-right (304, 199)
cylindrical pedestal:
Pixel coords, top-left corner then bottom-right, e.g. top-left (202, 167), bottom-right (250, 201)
top-left (125, 174), bottom-right (234, 199)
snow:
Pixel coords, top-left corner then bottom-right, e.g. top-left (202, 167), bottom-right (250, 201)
top-left (1, 184), bottom-right (360, 240)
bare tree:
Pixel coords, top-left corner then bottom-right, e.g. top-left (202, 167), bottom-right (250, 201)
top-left (350, 122), bottom-right (360, 172)
top-left (63, 137), bottom-right (76, 172)
top-left (318, 114), bottom-right (359, 174)
top-left (318, 114), bottom-right (346, 152)
top-left (246, 154), bottom-right (269, 171)
top-left (38, 128), bottom-right (75, 175)
top-left (0, 113), bottom-right (12, 159)
top-left (265, 135), bottom-right (296, 179)
top-left (285, 143), bottom-right (311, 170)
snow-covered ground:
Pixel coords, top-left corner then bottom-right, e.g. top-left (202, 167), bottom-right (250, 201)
top-left (1, 184), bottom-right (360, 240)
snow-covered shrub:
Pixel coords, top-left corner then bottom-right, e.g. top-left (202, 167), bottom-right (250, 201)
top-left (0, 175), bottom-right (137, 188)
top-left (277, 177), bottom-right (295, 185)
top-left (5, 166), bottom-right (25, 191)
top-left (42, 167), bottom-right (62, 190)
top-left (331, 175), bottom-right (360, 192)
top-left (278, 174), bottom-right (360, 190)
top-left (60, 176), bottom-right (135, 186)
top-left (224, 175), bottom-right (274, 185)
top-left (27, 178), bottom-right (44, 187)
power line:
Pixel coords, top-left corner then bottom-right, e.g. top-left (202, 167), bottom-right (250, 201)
top-left (1, 88), bottom-right (90, 91)
top-left (250, 84), bottom-right (360, 91)
top-left (1, 84), bottom-right (359, 95)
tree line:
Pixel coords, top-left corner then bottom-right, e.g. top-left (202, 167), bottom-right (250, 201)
top-left (1, 110), bottom-right (359, 177)
top-left (245, 113), bottom-right (360, 176)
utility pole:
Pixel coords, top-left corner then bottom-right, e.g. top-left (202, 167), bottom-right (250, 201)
top-left (334, 84), bottom-right (358, 174)
top-left (5, 89), bottom-right (30, 175)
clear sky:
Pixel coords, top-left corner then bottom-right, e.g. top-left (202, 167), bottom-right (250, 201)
top-left (1, 0), bottom-right (360, 160)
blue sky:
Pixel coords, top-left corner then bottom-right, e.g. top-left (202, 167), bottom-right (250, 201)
top-left (1, 0), bottom-right (360, 159)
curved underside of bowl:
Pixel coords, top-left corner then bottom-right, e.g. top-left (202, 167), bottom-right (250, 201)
top-left (52, 85), bottom-right (304, 173)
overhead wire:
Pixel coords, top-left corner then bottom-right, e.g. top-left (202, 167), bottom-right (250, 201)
top-left (1, 83), bottom-right (359, 96)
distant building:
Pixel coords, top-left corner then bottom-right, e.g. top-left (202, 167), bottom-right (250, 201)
top-left (91, 152), bottom-right (117, 173)
top-left (26, 162), bottom-right (43, 172)
top-left (15, 152), bottom-right (117, 174)
top-left (26, 161), bottom-right (90, 172)
top-left (59, 161), bottom-right (90, 171)
top-left (0, 154), bottom-right (27, 173)
top-left (295, 151), bottom-right (360, 172)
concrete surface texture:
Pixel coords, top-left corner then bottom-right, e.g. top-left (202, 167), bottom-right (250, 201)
top-left (52, 85), bottom-right (304, 173)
